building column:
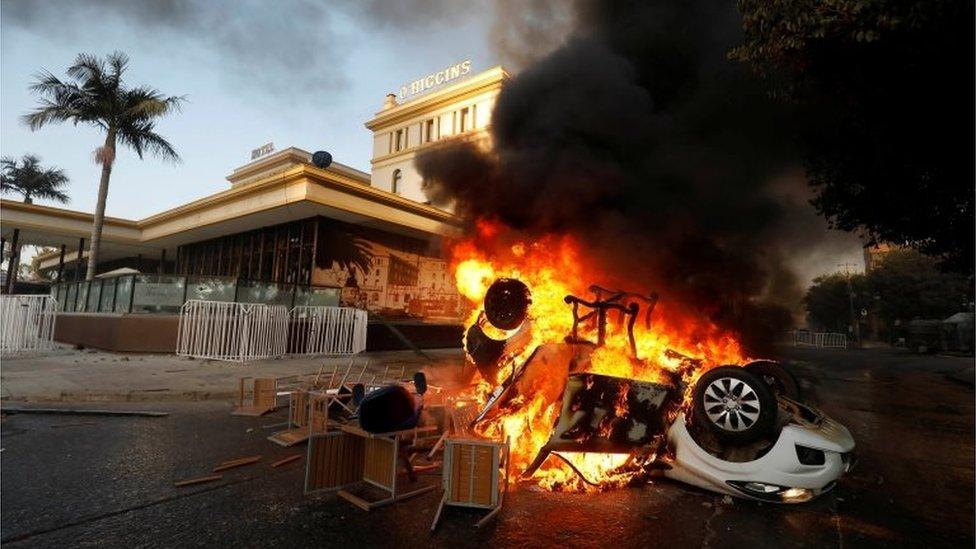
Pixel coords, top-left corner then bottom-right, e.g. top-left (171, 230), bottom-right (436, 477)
top-left (5, 228), bottom-right (20, 294)
top-left (57, 244), bottom-right (67, 282)
top-left (74, 237), bottom-right (85, 282)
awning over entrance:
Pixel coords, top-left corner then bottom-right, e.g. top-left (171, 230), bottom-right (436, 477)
top-left (1, 148), bottom-right (462, 273)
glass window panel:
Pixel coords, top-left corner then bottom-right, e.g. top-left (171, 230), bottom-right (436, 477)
top-left (186, 276), bottom-right (236, 302)
top-left (115, 276), bottom-right (133, 313)
top-left (237, 280), bottom-right (294, 307)
top-left (100, 278), bottom-right (117, 312)
top-left (65, 283), bottom-right (77, 312)
top-left (86, 280), bottom-right (101, 312)
top-left (131, 275), bottom-right (185, 314)
top-left (295, 286), bottom-right (340, 307)
top-left (76, 282), bottom-right (89, 313)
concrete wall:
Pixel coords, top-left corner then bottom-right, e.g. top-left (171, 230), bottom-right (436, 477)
top-left (54, 313), bottom-right (179, 353)
top-left (54, 312), bottom-right (461, 353)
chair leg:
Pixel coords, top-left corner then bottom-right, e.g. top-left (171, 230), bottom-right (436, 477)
top-left (430, 491), bottom-right (448, 532)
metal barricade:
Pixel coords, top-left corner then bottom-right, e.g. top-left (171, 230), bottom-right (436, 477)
top-left (177, 300), bottom-right (288, 362)
top-left (792, 329), bottom-right (847, 349)
top-left (1, 295), bottom-right (58, 356)
top-left (287, 305), bottom-right (368, 356)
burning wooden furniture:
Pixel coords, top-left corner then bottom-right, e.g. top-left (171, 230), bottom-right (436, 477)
top-left (427, 398), bottom-right (479, 460)
top-left (304, 422), bottom-right (439, 511)
top-left (522, 371), bottom-right (674, 481)
top-left (430, 437), bottom-right (510, 531)
top-left (231, 377), bottom-right (277, 416)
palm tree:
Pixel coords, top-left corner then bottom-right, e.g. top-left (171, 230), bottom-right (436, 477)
top-left (22, 51), bottom-right (184, 280)
top-left (0, 154), bottom-right (70, 204)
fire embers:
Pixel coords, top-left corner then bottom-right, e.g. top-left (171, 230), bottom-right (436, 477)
top-left (551, 373), bottom-right (673, 450)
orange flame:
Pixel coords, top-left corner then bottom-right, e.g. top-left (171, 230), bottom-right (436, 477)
top-left (451, 221), bottom-right (747, 491)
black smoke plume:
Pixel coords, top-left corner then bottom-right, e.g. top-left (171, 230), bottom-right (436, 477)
top-left (418, 1), bottom-right (805, 353)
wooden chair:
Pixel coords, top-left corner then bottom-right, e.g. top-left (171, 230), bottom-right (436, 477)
top-left (304, 422), bottom-right (439, 511)
top-left (231, 377), bottom-right (277, 416)
top-left (268, 390), bottom-right (312, 446)
top-left (430, 437), bottom-right (510, 531)
top-left (427, 398), bottom-right (479, 459)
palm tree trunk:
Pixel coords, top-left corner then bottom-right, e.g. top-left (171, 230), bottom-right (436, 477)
top-left (86, 130), bottom-right (116, 281)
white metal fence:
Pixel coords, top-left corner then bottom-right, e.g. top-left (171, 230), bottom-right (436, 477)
top-left (177, 300), bottom-right (289, 362)
top-left (1, 295), bottom-right (58, 356)
top-left (792, 329), bottom-right (848, 349)
top-left (287, 306), bottom-right (368, 356)
top-left (177, 301), bottom-right (368, 362)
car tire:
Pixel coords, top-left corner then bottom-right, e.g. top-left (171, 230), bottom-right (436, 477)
top-left (691, 366), bottom-right (777, 445)
top-left (744, 360), bottom-right (801, 400)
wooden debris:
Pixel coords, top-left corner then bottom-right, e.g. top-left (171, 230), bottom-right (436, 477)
top-left (213, 456), bottom-right (262, 472)
top-left (174, 474), bottom-right (223, 487)
top-left (271, 454), bottom-right (303, 468)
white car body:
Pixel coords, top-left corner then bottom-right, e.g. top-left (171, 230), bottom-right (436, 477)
top-left (664, 405), bottom-right (855, 502)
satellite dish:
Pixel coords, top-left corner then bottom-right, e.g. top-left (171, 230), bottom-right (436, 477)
top-left (312, 150), bottom-right (333, 169)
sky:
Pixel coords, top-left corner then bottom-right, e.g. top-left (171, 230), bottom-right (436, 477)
top-left (0, 0), bottom-right (863, 284)
top-left (1, 0), bottom-right (498, 218)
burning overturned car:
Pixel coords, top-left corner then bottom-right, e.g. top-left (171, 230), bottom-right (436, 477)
top-left (462, 277), bottom-right (855, 503)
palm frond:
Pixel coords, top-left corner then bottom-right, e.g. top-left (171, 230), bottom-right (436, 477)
top-left (25, 51), bottom-right (182, 162)
top-left (0, 154), bottom-right (70, 204)
top-left (66, 53), bottom-right (106, 85)
top-left (118, 122), bottom-right (180, 162)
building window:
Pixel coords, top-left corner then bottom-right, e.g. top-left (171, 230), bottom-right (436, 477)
top-left (425, 119), bottom-right (435, 142)
top-left (394, 129), bottom-right (403, 152)
top-left (392, 169), bottom-right (402, 195)
top-left (459, 107), bottom-right (469, 133)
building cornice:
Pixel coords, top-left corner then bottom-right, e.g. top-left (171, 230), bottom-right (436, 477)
top-left (0, 199), bottom-right (139, 228)
top-left (365, 66), bottom-right (509, 131)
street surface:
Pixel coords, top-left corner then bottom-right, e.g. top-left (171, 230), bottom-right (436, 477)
top-left (2, 346), bottom-right (973, 548)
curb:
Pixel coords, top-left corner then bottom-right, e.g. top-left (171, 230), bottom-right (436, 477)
top-left (1, 389), bottom-right (238, 404)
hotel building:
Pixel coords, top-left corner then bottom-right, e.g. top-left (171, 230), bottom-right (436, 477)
top-left (0, 64), bottom-right (509, 351)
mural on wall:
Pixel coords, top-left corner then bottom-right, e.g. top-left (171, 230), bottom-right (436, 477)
top-left (313, 219), bottom-right (460, 321)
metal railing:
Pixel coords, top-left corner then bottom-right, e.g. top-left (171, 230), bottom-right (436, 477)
top-left (1, 295), bottom-right (58, 356)
top-left (288, 305), bottom-right (368, 356)
top-left (177, 300), bottom-right (289, 362)
top-left (792, 329), bottom-right (848, 349)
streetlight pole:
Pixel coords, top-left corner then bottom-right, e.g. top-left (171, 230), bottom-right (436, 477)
top-left (839, 262), bottom-right (861, 348)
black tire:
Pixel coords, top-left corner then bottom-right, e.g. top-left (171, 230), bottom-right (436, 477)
top-left (744, 360), bottom-right (801, 400)
top-left (691, 366), bottom-right (777, 444)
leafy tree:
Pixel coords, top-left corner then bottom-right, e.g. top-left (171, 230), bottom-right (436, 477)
top-left (23, 51), bottom-right (184, 280)
top-left (732, 0), bottom-right (974, 273)
top-left (803, 272), bottom-right (869, 332)
top-left (0, 154), bottom-right (69, 204)
top-left (865, 249), bottom-right (969, 328)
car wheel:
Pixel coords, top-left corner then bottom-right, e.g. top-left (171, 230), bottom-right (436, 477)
top-left (691, 366), bottom-right (776, 444)
top-left (744, 360), bottom-right (801, 400)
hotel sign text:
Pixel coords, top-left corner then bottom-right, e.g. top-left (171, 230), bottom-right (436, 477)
top-left (251, 142), bottom-right (275, 160)
top-left (399, 60), bottom-right (472, 100)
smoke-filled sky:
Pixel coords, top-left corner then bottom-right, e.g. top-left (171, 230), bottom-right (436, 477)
top-left (0, 0), bottom-right (862, 289)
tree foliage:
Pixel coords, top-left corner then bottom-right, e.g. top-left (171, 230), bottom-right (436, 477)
top-left (803, 272), bottom-right (869, 332)
top-left (23, 52), bottom-right (185, 162)
top-left (732, 0), bottom-right (975, 273)
top-left (0, 154), bottom-right (69, 204)
top-left (866, 249), bottom-right (970, 327)
top-left (804, 249), bottom-right (969, 331)
top-left (23, 51), bottom-right (184, 280)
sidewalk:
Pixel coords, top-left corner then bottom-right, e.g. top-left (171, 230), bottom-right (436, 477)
top-left (0, 345), bottom-right (465, 403)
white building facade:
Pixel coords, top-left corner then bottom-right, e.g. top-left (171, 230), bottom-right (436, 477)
top-left (365, 64), bottom-right (509, 204)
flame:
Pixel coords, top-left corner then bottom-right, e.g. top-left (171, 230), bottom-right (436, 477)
top-left (451, 220), bottom-right (747, 491)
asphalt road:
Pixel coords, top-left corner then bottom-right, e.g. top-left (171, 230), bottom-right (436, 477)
top-left (2, 346), bottom-right (973, 548)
